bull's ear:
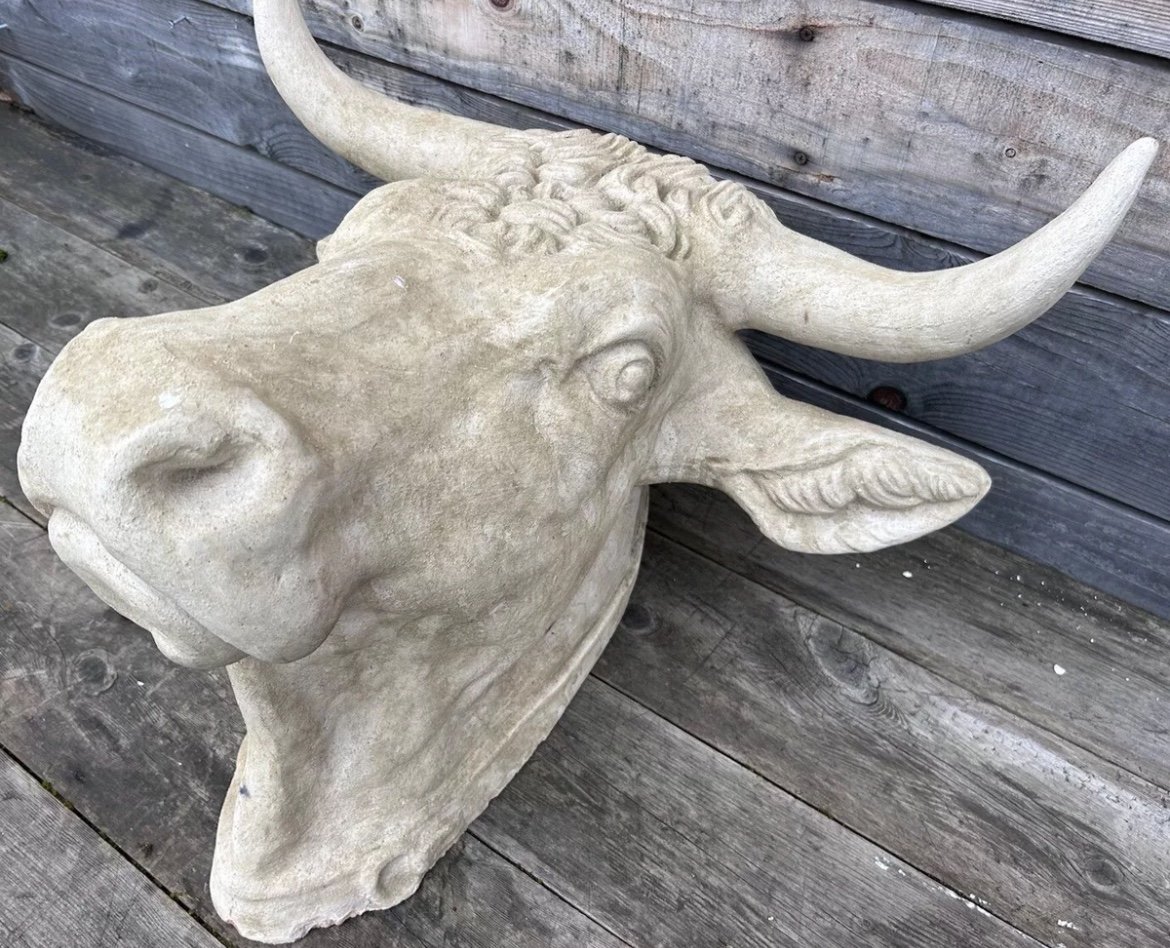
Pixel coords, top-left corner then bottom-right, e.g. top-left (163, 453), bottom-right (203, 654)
top-left (652, 340), bottom-right (990, 554)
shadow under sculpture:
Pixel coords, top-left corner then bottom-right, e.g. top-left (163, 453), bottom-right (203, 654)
top-left (15, 0), bottom-right (1159, 941)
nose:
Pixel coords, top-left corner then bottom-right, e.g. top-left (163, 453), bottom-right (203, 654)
top-left (18, 317), bottom-right (310, 529)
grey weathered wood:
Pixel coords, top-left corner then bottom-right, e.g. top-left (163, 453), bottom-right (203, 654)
top-left (0, 752), bottom-right (221, 948)
top-left (0, 503), bottom-right (628, 946)
top-left (477, 678), bottom-right (1042, 948)
top-left (0, 197), bottom-right (205, 351)
top-left (596, 530), bottom-right (1170, 948)
top-left (0, 325), bottom-right (49, 522)
top-left (0, 502), bottom-right (1043, 948)
top-left (199, 0), bottom-right (1170, 312)
top-left (652, 478), bottom-right (1170, 793)
top-left (0, 112), bottom-right (317, 304)
top-left (919, 0), bottom-right (1170, 61)
top-left (0, 57), bottom-right (357, 239)
top-left (5, 7), bottom-right (1170, 526)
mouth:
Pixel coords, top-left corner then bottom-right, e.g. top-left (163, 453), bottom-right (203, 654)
top-left (47, 510), bottom-right (246, 669)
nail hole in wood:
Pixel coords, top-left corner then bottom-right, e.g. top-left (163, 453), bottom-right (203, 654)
top-left (867, 386), bottom-right (908, 412)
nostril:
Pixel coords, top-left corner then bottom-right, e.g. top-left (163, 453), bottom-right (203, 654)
top-left (115, 413), bottom-right (241, 493)
top-left (136, 436), bottom-right (245, 495)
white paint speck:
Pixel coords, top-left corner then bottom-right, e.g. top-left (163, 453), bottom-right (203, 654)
top-left (135, 680), bottom-right (144, 687)
top-left (157, 391), bottom-right (181, 411)
top-left (1057, 920), bottom-right (1080, 931)
top-left (874, 857), bottom-right (890, 871)
top-left (393, 275), bottom-right (408, 289)
top-left (902, 571), bottom-right (913, 579)
top-left (1053, 664), bottom-right (1067, 676)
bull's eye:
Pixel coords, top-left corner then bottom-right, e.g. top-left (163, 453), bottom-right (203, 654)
top-left (581, 340), bottom-right (657, 411)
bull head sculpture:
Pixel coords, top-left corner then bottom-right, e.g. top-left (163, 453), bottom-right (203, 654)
top-left (16, 0), bottom-right (1158, 941)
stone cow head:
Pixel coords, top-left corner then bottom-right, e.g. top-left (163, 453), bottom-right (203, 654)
top-left (16, 0), bottom-right (1157, 942)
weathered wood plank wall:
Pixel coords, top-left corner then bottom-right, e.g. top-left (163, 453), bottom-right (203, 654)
top-left (1, 0), bottom-right (1168, 614)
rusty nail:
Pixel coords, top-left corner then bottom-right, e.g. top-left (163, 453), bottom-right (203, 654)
top-left (489, 0), bottom-right (513, 9)
top-left (799, 26), bottom-right (816, 42)
top-left (793, 151), bottom-right (810, 166)
top-left (350, 14), bottom-right (364, 30)
top-left (1004, 146), bottom-right (1017, 158)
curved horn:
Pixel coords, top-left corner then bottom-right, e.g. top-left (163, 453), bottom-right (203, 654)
top-left (252, 0), bottom-right (499, 181)
top-left (699, 138), bottom-right (1158, 362)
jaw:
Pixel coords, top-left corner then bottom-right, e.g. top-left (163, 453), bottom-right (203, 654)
top-left (209, 488), bottom-right (650, 944)
top-left (46, 510), bottom-right (246, 669)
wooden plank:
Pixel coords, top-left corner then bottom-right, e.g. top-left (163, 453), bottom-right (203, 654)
top-left (476, 678), bottom-right (1042, 948)
top-left (0, 111), bottom-right (317, 304)
top-left (0, 325), bottom-right (50, 523)
top-left (919, 0), bottom-right (1170, 61)
top-left (0, 56), bottom-right (357, 239)
top-left (199, 0), bottom-right (1170, 312)
top-left (595, 529), bottom-right (1170, 948)
top-left (0, 198), bottom-right (205, 351)
top-left (4, 11), bottom-right (1170, 523)
top-left (757, 364), bottom-right (1170, 622)
top-left (0, 502), bottom-right (1041, 948)
top-left (650, 476), bottom-right (1170, 794)
top-left (0, 752), bottom-right (221, 948)
top-left (652, 473), bottom-right (1170, 789)
top-left (0, 0), bottom-right (380, 198)
top-left (0, 502), bottom-right (629, 946)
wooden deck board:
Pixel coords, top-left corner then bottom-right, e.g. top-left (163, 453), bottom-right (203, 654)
top-left (596, 529), bottom-right (1170, 948)
top-left (651, 481), bottom-right (1170, 794)
top-left (0, 751), bottom-right (221, 948)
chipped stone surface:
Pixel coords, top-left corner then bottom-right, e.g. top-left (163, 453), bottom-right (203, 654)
top-left (15, 0), bottom-right (1157, 942)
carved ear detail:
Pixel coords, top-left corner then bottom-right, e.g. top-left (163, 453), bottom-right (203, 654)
top-left (652, 333), bottom-right (991, 555)
top-left (715, 442), bottom-right (990, 554)
top-left (726, 443), bottom-right (987, 515)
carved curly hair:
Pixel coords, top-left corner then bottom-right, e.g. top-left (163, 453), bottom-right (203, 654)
top-left (319, 127), bottom-right (771, 265)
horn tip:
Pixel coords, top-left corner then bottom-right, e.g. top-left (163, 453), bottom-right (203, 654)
top-left (1124, 137), bottom-right (1160, 171)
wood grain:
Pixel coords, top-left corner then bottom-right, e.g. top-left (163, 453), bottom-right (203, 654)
top-left (0, 56), bottom-right (357, 239)
top-left (0, 752), bottom-right (221, 948)
top-left (478, 678), bottom-right (1041, 947)
top-left (920, 0), bottom-right (1170, 61)
top-left (198, 0), bottom-right (1170, 311)
top-left (596, 529), bottom-right (1170, 948)
top-left (0, 198), bottom-right (205, 351)
top-left (651, 479), bottom-right (1170, 793)
top-left (0, 113), bottom-right (317, 304)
